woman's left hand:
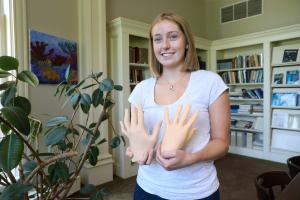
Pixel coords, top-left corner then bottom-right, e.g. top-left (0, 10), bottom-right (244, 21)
top-left (156, 144), bottom-right (193, 170)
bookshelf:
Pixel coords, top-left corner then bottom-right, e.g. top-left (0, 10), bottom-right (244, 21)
top-left (270, 41), bottom-right (300, 155)
top-left (108, 17), bottom-right (210, 178)
top-left (211, 24), bottom-right (300, 163)
top-left (108, 17), bottom-right (150, 179)
top-left (215, 44), bottom-right (265, 154)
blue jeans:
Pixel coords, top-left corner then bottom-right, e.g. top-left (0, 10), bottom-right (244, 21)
top-left (133, 183), bottom-right (220, 200)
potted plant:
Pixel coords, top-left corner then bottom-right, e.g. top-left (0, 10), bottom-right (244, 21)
top-left (0, 55), bottom-right (124, 200)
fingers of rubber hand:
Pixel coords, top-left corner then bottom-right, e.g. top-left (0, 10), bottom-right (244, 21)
top-left (162, 104), bottom-right (199, 152)
top-left (125, 147), bottom-right (133, 159)
top-left (121, 104), bottom-right (161, 164)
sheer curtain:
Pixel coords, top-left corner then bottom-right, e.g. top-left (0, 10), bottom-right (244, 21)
top-left (0, 0), bottom-right (14, 140)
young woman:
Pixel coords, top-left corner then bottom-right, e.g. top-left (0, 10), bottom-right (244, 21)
top-left (120, 12), bottom-right (230, 200)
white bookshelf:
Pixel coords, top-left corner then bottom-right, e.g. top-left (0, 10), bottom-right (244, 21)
top-left (270, 41), bottom-right (300, 156)
top-left (211, 24), bottom-right (300, 163)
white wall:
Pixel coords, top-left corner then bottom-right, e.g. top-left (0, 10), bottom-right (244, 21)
top-left (106, 0), bottom-right (206, 38)
top-left (27, 0), bottom-right (78, 126)
top-left (205, 0), bottom-right (300, 40)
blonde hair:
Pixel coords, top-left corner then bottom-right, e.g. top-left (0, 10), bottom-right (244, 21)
top-left (149, 12), bottom-right (199, 77)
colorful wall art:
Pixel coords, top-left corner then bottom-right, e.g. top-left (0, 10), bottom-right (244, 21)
top-left (30, 30), bottom-right (78, 84)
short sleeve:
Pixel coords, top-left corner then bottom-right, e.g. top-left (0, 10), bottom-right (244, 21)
top-left (128, 82), bottom-right (143, 107)
top-left (209, 73), bottom-right (228, 105)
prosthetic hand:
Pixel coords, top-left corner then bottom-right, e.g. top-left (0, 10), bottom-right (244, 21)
top-left (120, 104), bottom-right (162, 163)
top-left (161, 104), bottom-right (199, 152)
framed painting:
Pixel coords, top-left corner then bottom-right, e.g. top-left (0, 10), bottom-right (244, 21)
top-left (30, 29), bottom-right (78, 84)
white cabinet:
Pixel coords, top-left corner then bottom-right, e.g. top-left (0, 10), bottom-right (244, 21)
top-left (270, 42), bottom-right (300, 154)
top-left (211, 24), bottom-right (300, 163)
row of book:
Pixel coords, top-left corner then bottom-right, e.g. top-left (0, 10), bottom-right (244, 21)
top-left (231, 131), bottom-right (263, 149)
top-left (129, 46), bottom-right (148, 64)
top-left (272, 92), bottom-right (300, 107)
top-left (273, 69), bottom-right (299, 85)
top-left (231, 104), bottom-right (263, 114)
top-left (129, 68), bottom-right (145, 84)
top-left (231, 116), bottom-right (264, 131)
top-left (217, 54), bottom-right (263, 70)
top-left (230, 88), bottom-right (263, 99)
top-left (219, 69), bottom-right (263, 84)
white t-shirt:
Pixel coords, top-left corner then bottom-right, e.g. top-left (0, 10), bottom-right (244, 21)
top-left (128, 70), bottom-right (228, 200)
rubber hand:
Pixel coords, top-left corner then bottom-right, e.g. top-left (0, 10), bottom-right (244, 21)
top-left (120, 104), bottom-right (162, 163)
top-left (161, 104), bottom-right (198, 152)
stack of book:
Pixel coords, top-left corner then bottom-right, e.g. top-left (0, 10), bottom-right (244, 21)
top-left (238, 104), bottom-right (253, 114)
top-left (252, 104), bottom-right (263, 114)
top-left (129, 46), bottom-right (148, 64)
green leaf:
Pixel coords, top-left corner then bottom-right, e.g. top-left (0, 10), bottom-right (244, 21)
top-left (81, 93), bottom-right (92, 105)
top-left (46, 116), bottom-right (69, 127)
top-left (23, 160), bottom-right (37, 176)
top-left (57, 140), bottom-right (67, 151)
top-left (92, 88), bottom-right (103, 107)
top-left (17, 70), bottom-right (39, 86)
top-left (76, 124), bottom-right (93, 135)
top-left (45, 126), bottom-right (68, 146)
top-left (97, 138), bottom-right (107, 145)
top-left (0, 56), bottom-right (19, 71)
top-left (113, 85), bottom-right (123, 91)
top-left (28, 118), bottom-right (42, 140)
top-left (88, 146), bottom-right (99, 166)
top-left (66, 85), bottom-right (77, 96)
top-left (90, 191), bottom-right (104, 200)
top-left (0, 183), bottom-right (33, 200)
top-left (65, 65), bottom-right (71, 82)
top-left (0, 81), bottom-right (15, 91)
top-left (1, 123), bottom-right (11, 135)
top-left (11, 96), bottom-right (31, 115)
top-left (0, 70), bottom-right (12, 78)
top-left (80, 93), bottom-right (92, 114)
top-left (89, 72), bottom-right (103, 80)
top-left (1, 86), bottom-right (16, 106)
top-left (0, 134), bottom-right (24, 172)
top-left (99, 79), bottom-right (114, 91)
top-left (120, 135), bottom-right (126, 146)
top-left (110, 136), bottom-right (121, 149)
top-left (80, 184), bottom-right (97, 194)
top-left (1, 107), bottom-right (30, 136)
top-left (48, 162), bottom-right (70, 183)
top-left (82, 83), bottom-right (96, 89)
top-left (71, 93), bottom-right (81, 109)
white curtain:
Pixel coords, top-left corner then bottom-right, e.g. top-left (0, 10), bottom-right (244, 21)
top-left (0, 0), bottom-right (15, 138)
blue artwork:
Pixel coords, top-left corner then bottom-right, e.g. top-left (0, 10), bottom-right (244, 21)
top-left (30, 29), bottom-right (78, 84)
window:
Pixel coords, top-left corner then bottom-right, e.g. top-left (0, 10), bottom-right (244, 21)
top-left (0, 0), bottom-right (14, 139)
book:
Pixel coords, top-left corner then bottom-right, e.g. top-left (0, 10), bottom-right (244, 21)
top-left (272, 93), bottom-right (298, 107)
top-left (273, 73), bottom-right (284, 84)
top-left (286, 70), bottom-right (299, 84)
top-left (246, 133), bottom-right (253, 149)
top-left (282, 49), bottom-right (298, 63)
top-left (217, 58), bottom-right (234, 70)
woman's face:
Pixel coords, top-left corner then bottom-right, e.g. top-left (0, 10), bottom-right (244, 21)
top-left (151, 20), bottom-right (187, 70)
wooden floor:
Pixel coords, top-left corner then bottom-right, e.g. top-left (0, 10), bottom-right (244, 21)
top-left (70, 153), bottom-right (287, 200)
